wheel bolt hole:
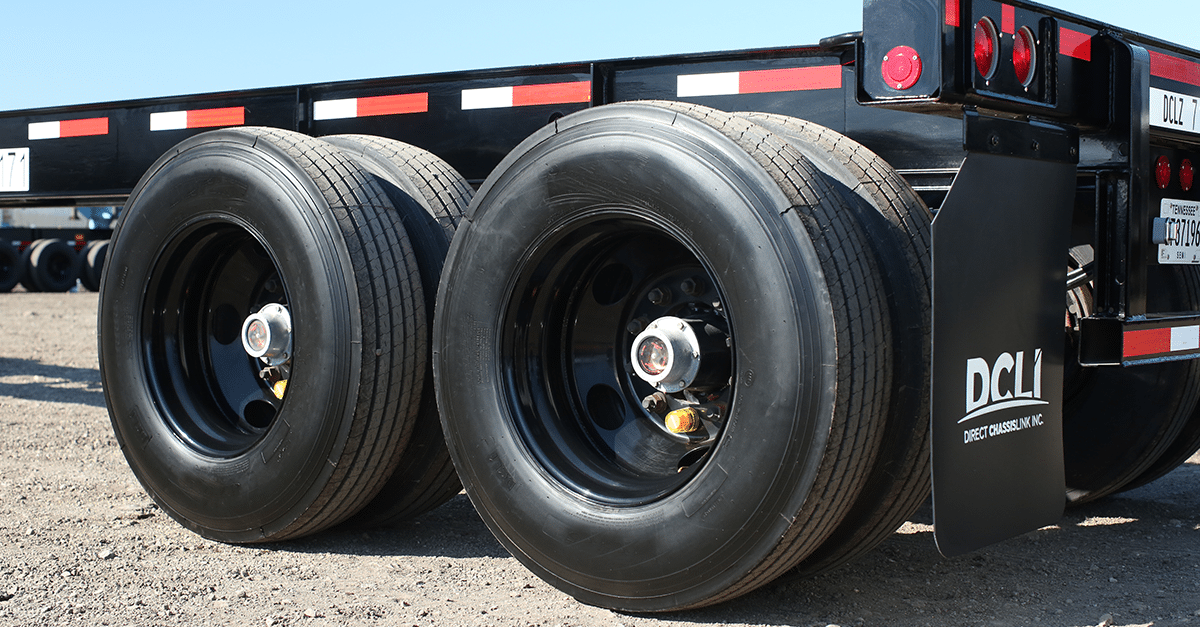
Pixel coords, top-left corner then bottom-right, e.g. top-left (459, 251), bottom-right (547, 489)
top-left (591, 263), bottom-right (634, 306)
top-left (586, 385), bottom-right (627, 431)
top-left (243, 400), bottom-right (277, 430)
top-left (678, 447), bottom-right (708, 471)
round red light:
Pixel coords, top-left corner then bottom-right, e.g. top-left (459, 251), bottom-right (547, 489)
top-left (974, 18), bottom-right (1000, 80)
top-left (882, 45), bottom-right (922, 90)
top-left (1182, 159), bottom-right (1195, 192)
top-left (1013, 26), bottom-right (1037, 87)
top-left (1155, 156), bottom-right (1172, 190)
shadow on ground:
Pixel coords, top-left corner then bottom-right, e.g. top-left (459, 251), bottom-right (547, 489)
top-left (0, 356), bottom-right (104, 408)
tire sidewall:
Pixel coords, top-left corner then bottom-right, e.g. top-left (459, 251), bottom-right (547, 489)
top-left (99, 132), bottom-right (360, 541)
top-left (0, 241), bottom-right (19, 292)
top-left (435, 105), bottom-right (837, 608)
top-left (29, 239), bottom-right (81, 292)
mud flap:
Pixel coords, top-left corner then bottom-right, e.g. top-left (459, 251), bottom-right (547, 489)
top-left (932, 148), bottom-right (1075, 556)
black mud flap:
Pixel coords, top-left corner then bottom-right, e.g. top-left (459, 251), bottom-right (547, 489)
top-left (931, 144), bottom-right (1076, 556)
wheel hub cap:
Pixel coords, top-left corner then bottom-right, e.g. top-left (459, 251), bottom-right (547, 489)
top-left (631, 316), bottom-right (725, 393)
top-left (241, 303), bottom-right (293, 366)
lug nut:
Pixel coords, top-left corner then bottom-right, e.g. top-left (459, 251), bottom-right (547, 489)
top-left (641, 392), bottom-right (668, 415)
top-left (647, 287), bottom-right (671, 306)
top-left (680, 277), bottom-right (704, 297)
top-left (627, 317), bottom-right (649, 335)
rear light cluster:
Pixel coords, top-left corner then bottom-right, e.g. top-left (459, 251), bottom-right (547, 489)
top-left (1156, 155), bottom-right (1197, 192)
top-left (973, 17), bottom-right (1039, 88)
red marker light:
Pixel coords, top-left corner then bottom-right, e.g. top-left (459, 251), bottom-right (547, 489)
top-left (974, 17), bottom-right (1000, 80)
top-left (882, 45), bottom-right (923, 90)
top-left (1155, 156), bottom-right (1172, 190)
top-left (1014, 26), bottom-right (1037, 86)
top-left (1181, 159), bottom-right (1195, 192)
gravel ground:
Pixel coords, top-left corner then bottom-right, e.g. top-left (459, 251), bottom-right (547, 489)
top-left (1, 291), bottom-right (1198, 627)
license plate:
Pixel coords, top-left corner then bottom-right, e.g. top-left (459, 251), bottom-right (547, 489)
top-left (1151, 87), bottom-right (1200, 135)
top-left (0, 148), bottom-right (29, 193)
top-left (1158, 198), bottom-right (1200, 264)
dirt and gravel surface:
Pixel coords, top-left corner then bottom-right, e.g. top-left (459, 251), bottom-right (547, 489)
top-left (1, 291), bottom-right (1199, 627)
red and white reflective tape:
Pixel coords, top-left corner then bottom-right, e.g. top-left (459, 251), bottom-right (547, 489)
top-left (945, 0), bottom-right (960, 28)
top-left (461, 81), bottom-right (591, 110)
top-left (1124, 325), bottom-right (1200, 359)
top-left (1059, 27), bottom-right (1093, 62)
top-left (676, 65), bottom-right (842, 98)
top-left (313, 93), bottom-right (429, 121)
top-left (150, 106), bottom-right (245, 131)
top-left (28, 117), bottom-right (109, 141)
top-left (1150, 51), bottom-right (1200, 88)
top-left (1000, 4), bottom-right (1015, 35)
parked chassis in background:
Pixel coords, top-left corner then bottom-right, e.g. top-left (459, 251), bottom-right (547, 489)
top-left (2, 0), bottom-right (1199, 612)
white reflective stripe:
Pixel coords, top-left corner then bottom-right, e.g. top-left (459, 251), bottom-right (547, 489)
top-left (462, 87), bottom-right (513, 110)
top-left (27, 122), bottom-right (60, 140)
top-left (313, 98), bottom-right (358, 121)
top-left (149, 111), bottom-right (188, 131)
top-left (1170, 325), bottom-right (1200, 351)
top-left (677, 72), bottom-right (740, 97)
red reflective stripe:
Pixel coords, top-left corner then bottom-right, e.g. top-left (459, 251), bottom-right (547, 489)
top-left (58, 117), bottom-right (108, 138)
top-left (357, 93), bottom-right (429, 117)
top-left (945, 0), bottom-right (959, 27)
top-left (1059, 27), bottom-right (1092, 61)
top-left (187, 107), bottom-right (244, 129)
top-left (1150, 51), bottom-right (1200, 88)
top-left (1001, 4), bottom-right (1015, 34)
top-left (511, 81), bottom-right (591, 107)
top-left (739, 65), bottom-right (842, 94)
top-left (1124, 328), bottom-right (1171, 357)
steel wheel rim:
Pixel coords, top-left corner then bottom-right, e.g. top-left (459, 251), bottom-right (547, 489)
top-left (500, 214), bottom-right (734, 506)
top-left (142, 218), bottom-right (291, 458)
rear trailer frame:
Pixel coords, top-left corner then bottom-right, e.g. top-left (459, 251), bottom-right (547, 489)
top-left (4, 0), bottom-right (1199, 611)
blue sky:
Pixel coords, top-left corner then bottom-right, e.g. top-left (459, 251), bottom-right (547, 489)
top-left (2, 1), bottom-right (1196, 112)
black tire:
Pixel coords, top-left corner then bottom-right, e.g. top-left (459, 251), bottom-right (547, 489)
top-left (1121, 406), bottom-right (1200, 491)
top-left (18, 240), bottom-right (42, 292)
top-left (80, 239), bottom-right (109, 292)
top-left (0, 240), bottom-right (19, 292)
top-left (98, 127), bottom-right (426, 542)
top-left (323, 134), bottom-right (469, 526)
top-left (26, 238), bottom-right (82, 292)
top-left (737, 113), bottom-right (933, 576)
top-left (434, 101), bottom-right (893, 611)
top-left (1063, 245), bottom-right (1200, 503)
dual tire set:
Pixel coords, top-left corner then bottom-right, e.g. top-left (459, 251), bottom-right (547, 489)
top-left (97, 102), bottom-right (1200, 611)
top-left (0, 238), bottom-right (108, 293)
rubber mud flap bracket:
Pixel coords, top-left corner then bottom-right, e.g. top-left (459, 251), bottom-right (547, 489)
top-left (931, 136), bottom-right (1075, 556)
